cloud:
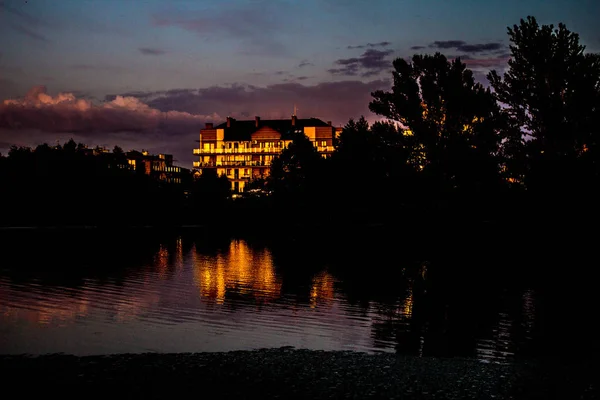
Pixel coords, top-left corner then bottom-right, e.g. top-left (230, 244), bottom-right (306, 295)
top-left (139, 47), bottom-right (167, 56)
top-left (463, 56), bottom-right (510, 68)
top-left (298, 60), bottom-right (314, 68)
top-left (2, 79), bottom-right (390, 164)
top-left (328, 49), bottom-right (394, 77)
top-left (429, 40), bottom-right (505, 53)
top-left (410, 46), bottom-right (425, 50)
top-left (9, 23), bottom-right (49, 42)
top-left (2, 2), bottom-right (51, 42)
top-left (108, 79), bottom-right (389, 128)
top-left (1, 85), bottom-right (215, 137)
top-left (152, 3), bottom-right (288, 55)
top-left (1, 1), bottom-right (49, 27)
top-left (430, 40), bottom-right (466, 49)
top-left (347, 41), bottom-right (391, 49)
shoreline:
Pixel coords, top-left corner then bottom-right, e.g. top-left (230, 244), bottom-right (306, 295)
top-left (1, 349), bottom-right (596, 399)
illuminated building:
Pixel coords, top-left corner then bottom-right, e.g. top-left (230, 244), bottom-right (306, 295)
top-left (125, 150), bottom-right (187, 184)
top-left (193, 116), bottom-right (337, 192)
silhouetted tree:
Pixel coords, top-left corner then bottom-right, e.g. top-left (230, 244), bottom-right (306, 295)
top-left (331, 117), bottom-right (414, 217)
top-left (268, 131), bottom-right (323, 201)
top-left (488, 16), bottom-right (600, 205)
top-left (370, 53), bottom-right (505, 214)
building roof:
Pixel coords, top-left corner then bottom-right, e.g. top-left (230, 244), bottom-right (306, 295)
top-left (213, 117), bottom-right (331, 141)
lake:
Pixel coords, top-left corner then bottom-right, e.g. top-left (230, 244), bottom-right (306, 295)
top-left (0, 227), bottom-right (597, 363)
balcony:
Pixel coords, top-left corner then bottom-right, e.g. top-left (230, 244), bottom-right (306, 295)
top-left (194, 147), bottom-right (282, 155)
top-left (193, 161), bottom-right (270, 168)
top-left (194, 145), bottom-right (335, 155)
top-left (315, 146), bottom-right (335, 152)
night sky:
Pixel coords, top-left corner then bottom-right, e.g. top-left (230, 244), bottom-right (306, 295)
top-left (1, 0), bottom-right (598, 165)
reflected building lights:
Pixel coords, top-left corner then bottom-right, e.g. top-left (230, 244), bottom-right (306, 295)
top-left (155, 245), bottom-right (169, 279)
top-left (192, 239), bottom-right (282, 304)
top-left (309, 271), bottom-right (336, 308)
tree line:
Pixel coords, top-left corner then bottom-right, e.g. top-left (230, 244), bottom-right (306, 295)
top-left (0, 141), bottom-right (230, 227)
top-left (257, 17), bottom-right (600, 226)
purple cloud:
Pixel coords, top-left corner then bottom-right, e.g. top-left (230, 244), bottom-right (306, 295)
top-left (139, 47), bottom-right (167, 55)
top-left (298, 60), bottom-right (314, 68)
top-left (10, 23), bottom-right (49, 42)
top-left (430, 40), bottom-right (466, 49)
top-left (2, 2), bottom-right (51, 42)
top-left (410, 45), bottom-right (426, 50)
top-left (329, 49), bottom-right (394, 77)
top-left (347, 41), bottom-right (391, 49)
top-left (429, 40), bottom-right (505, 53)
top-left (463, 56), bottom-right (510, 68)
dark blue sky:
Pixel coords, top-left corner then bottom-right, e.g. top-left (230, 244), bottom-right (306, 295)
top-left (1, 0), bottom-right (599, 164)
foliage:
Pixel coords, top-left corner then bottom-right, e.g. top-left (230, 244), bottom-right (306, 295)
top-left (0, 140), bottom-right (226, 227)
top-left (488, 16), bottom-right (600, 195)
top-left (268, 131), bottom-right (324, 200)
top-left (369, 53), bottom-right (504, 199)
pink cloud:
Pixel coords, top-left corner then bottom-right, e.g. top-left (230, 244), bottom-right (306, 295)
top-left (463, 56), bottom-right (510, 68)
top-left (0, 86), bottom-right (218, 134)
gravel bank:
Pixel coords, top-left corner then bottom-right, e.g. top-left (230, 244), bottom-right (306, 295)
top-left (1, 349), bottom-right (596, 399)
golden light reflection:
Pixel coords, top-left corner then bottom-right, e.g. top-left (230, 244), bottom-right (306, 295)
top-left (309, 271), bottom-right (336, 308)
top-left (155, 245), bottom-right (169, 279)
top-left (37, 299), bottom-right (90, 326)
top-left (192, 239), bottom-right (282, 304)
top-left (402, 287), bottom-right (413, 317)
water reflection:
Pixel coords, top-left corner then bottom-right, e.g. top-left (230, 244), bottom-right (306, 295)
top-left (192, 240), bottom-right (282, 304)
top-left (0, 230), bottom-right (593, 362)
top-left (309, 271), bottom-right (335, 308)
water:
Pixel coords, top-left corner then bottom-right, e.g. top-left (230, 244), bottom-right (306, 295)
top-left (0, 228), bottom-right (596, 362)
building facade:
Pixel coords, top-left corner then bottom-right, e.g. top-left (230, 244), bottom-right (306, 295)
top-left (125, 150), bottom-right (186, 184)
top-left (193, 116), bottom-right (338, 192)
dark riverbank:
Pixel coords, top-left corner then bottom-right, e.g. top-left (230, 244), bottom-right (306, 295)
top-left (1, 349), bottom-right (596, 399)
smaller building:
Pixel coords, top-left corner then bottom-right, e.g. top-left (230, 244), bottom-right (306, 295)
top-left (125, 150), bottom-right (186, 184)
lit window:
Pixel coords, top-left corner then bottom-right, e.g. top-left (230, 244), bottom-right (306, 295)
top-left (227, 169), bottom-right (232, 175)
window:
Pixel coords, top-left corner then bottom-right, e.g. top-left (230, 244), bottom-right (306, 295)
top-left (228, 143), bottom-right (232, 149)
top-left (244, 169), bottom-right (249, 175)
top-left (227, 169), bottom-right (232, 175)
top-left (321, 141), bottom-right (327, 147)
top-left (234, 143), bottom-right (239, 149)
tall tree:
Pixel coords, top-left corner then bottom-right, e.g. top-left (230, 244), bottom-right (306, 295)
top-left (488, 16), bottom-right (600, 194)
top-left (370, 53), bottom-right (504, 199)
top-left (268, 131), bottom-right (323, 200)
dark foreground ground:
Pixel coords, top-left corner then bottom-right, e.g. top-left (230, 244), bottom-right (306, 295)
top-left (1, 349), bottom-right (597, 399)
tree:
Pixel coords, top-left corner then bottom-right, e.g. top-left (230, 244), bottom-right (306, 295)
top-left (488, 16), bottom-right (600, 195)
top-left (369, 53), bottom-right (504, 202)
top-left (268, 131), bottom-right (323, 200)
top-left (332, 117), bottom-right (414, 212)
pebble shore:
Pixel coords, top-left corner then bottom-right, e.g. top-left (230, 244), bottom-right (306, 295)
top-left (1, 349), bottom-right (596, 399)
